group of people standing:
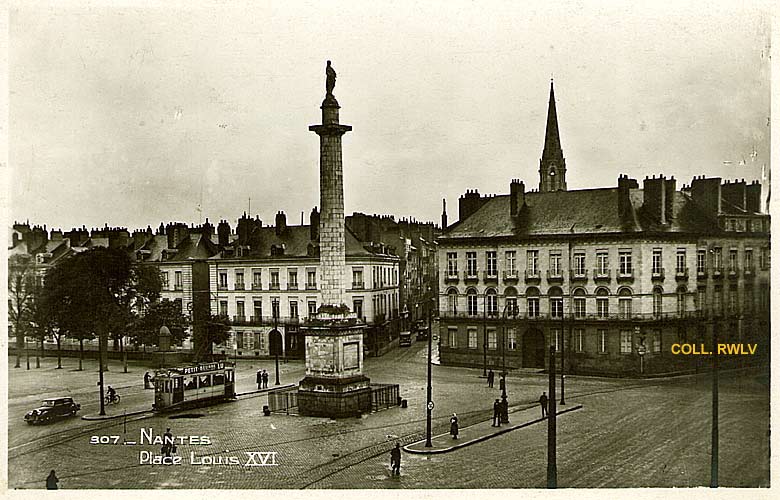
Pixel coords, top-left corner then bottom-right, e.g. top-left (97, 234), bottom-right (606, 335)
top-left (256, 369), bottom-right (269, 389)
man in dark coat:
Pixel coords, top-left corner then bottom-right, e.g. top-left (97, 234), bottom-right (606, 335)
top-left (162, 427), bottom-right (174, 457)
top-left (262, 370), bottom-right (269, 388)
top-left (256, 369), bottom-right (263, 390)
top-left (487, 368), bottom-right (494, 388)
top-left (390, 443), bottom-right (401, 476)
top-left (539, 392), bottom-right (549, 418)
top-left (144, 372), bottom-right (151, 389)
top-left (492, 399), bottom-right (501, 427)
top-left (499, 373), bottom-right (506, 393)
top-left (46, 470), bottom-right (59, 490)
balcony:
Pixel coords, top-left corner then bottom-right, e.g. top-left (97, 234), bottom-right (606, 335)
top-left (524, 270), bottom-right (541, 284)
top-left (269, 283), bottom-right (281, 290)
top-left (483, 271), bottom-right (499, 283)
top-left (352, 282), bottom-right (365, 290)
top-left (437, 310), bottom-right (703, 322)
top-left (463, 270), bottom-right (479, 283)
top-left (287, 283), bottom-right (299, 290)
top-left (712, 267), bottom-right (724, 279)
top-left (444, 273), bottom-right (460, 284)
top-left (727, 267), bottom-right (739, 280)
top-left (305, 283), bottom-right (317, 290)
top-left (218, 284), bottom-right (228, 291)
top-left (744, 266), bottom-right (755, 277)
top-left (235, 283), bottom-right (246, 291)
top-left (252, 283), bottom-right (263, 290)
top-left (546, 270), bottom-right (564, 284)
top-left (651, 268), bottom-right (665, 282)
top-left (570, 270), bottom-right (588, 282)
top-left (617, 270), bottom-right (634, 283)
top-left (233, 315), bottom-right (247, 325)
top-left (503, 270), bottom-right (519, 282)
top-left (174, 285), bottom-right (183, 291)
top-left (593, 269), bottom-right (612, 282)
top-left (675, 268), bottom-right (689, 282)
top-left (696, 268), bottom-right (707, 279)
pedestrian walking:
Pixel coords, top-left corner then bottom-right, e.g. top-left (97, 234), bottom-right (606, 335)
top-left (539, 391), bottom-right (548, 418)
top-left (450, 413), bottom-right (459, 439)
top-left (492, 399), bottom-right (501, 427)
top-left (390, 443), bottom-right (401, 476)
top-left (46, 470), bottom-right (59, 490)
top-left (487, 368), bottom-right (494, 388)
top-left (256, 369), bottom-right (263, 390)
top-left (144, 372), bottom-right (151, 389)
top-left (161, 427), bottom-right (176, 457)
top-left (262, 369), bottom-right (269, 388)
top-left (499, 373), bottom-right (506, 393)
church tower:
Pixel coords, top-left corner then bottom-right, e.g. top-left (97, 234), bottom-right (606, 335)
top-left (539, 80), bottom-right (567, 192)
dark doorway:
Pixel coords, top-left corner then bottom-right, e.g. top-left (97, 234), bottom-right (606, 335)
top-left (522, 329), bottom-right (546, 368)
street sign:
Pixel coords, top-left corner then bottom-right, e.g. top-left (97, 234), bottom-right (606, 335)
top-left (427, 401), bottom-right (434, 410)
top-left (637, 345), bottom-right (647, 356)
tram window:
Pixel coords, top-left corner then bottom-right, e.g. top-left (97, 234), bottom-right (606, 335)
top-left (185, 377), bottom-right (197, 390)
top-left (199, 375), bottom-right (211, 387)
top-left (213, 373), bottom-right (225, 385)
top-left (175, 378), bottom-right (182, 389)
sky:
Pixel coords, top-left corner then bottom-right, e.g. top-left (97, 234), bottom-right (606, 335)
top-left (8, 0), bottom-right (773, 233)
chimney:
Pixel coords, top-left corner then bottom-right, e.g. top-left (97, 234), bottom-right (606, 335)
top-left (107, 227), bottom-right (130, 249)
top-left (746, 180), bottom-right (762, 213)
top-left (237, 213), bottom-right (251, 246)
top-left (721, 179), bottom-right (747, 211)
top-left (28, 225), bottom-right (49, 251)
top-left (458, 189), bottom-right (484, 222)
top-left (690, 176), bottom-right (722, 215)
top-left (643, 175), bottom-right (667, 224)
top-left (50, 229), bottom-right (63, 240)
top-left (664, 176), bottom-right (677, 221)
top-left (310, 207), bottom-right (320, 240)
top-left (509, 179), bottom-right (525, 216)
top-left (618, 174), bottom-right (638, 218)
top-left (441, 199), bottom-right (448, 229)
top-left (275, 211), bottom-right (287, 236)
top-left (217, 219), bottom-right (231, 246)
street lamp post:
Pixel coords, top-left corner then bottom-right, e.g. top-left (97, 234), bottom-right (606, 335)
top-left (482, 294), bottom-right (487, 377)
top-left (425, 294), bottom-right (434, 447)
top-left (560, 310), bottom-right (565, 406)
top-left (711, 318), bottom-right (719, 488)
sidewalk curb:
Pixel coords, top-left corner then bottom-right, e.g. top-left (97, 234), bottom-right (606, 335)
top-left (404, 404), bottom-right (584, 454)
top-left (236, 383), bottom-right (297, 397)
top-left (82, 409), bottom-right (153, 421)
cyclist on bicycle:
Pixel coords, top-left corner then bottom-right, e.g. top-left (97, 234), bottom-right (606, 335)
top-left (107, 386), bottom-right (117, 403)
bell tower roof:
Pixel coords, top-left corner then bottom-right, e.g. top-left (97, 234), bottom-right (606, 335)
top-left (539, 79), bottom-right (567, 192)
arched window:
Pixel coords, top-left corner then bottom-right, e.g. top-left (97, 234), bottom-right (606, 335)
top-left (486, 288), bottom-right (498, 317)
top-left (596, 287), bottom-right (610, 318)
top-left (549, 286), bottom-right (563, 318)
top-left (504, 287), bottom-right (519, 317)
top-left (447, 287), bottom-right (459, 316)
top-left (676, 286), bottom-right (687, 316)
top-left (618, 287), bottom-right (633, 319)
top-left (573, 287), bottom-right (587, 318)
top-left (653, 286), bottom-right (664, 318)
top-left (466, 288), bottom-right (478, 317)
top-left (526, 287), bottom-right (540, 318)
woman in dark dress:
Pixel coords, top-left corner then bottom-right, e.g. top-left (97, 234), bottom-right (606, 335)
top-left (450, 413), bottom-right (459, 439)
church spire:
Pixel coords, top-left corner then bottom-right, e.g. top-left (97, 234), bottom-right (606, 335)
top-left (539, 79), bottom-right (567, 192)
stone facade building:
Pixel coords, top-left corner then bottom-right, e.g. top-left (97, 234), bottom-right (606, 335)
top-left (437, 82), bottom-right (770, 376)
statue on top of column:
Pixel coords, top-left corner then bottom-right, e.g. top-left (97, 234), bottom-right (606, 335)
top-left (326, 60), bottom-right (336, 96)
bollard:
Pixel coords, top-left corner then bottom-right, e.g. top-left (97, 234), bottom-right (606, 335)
top-left (263, 405), bottom-right (271, 416)
top-left (401, 399), bottom-right (408, 408)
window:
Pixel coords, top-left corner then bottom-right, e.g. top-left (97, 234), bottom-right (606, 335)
top-left (219, 300), bottom-right (228, 317)
top-left (174, 271), bottom-right (183, 290)
top-left (448, 327), bottom-right (457, 348)
top-left (745, 286), bottom-right (754, 313)
top-left (353, 299), bottom-right (363, 319)
top-left (652, 249), bottom-right (662, 274)
top-left (745, 249), bottom-right (753, 271)
top-left (467, 290), bottom-right (478, 316)
top-left (552, 328), bottom-right (562, 352)
top-left (712, 247), bottom-right (722, 271)
top-left (598, 329), bottom-right (608, 353)
top-left (713, 287), bottom-right (722, 315)
top-left (574, 252), bottom-right (586, 275)
top-left (506, 296), bottom-right (518, 317)
top-left (527, 250), bottom-right (539, 275)
top-left (619, 250), bottom-right (632, 276)
top-left (677, 288), bottom-right (686, 316)
top-left (507, 328), bottom-right (517, 350)
top-left (486, 289), bottom-right (498, 317)
top-left (352, 268), bottom-right (363, 289)
top-left (527, 289), bottom-right (540, 318)
top-left (447, 289), bottom-right (458, 315)
top-left (487, 328), bottom-right (497, 350)
top-left (729, 249), bottom-right (738, 273)
top-left (161, 272), bottom-right (169, 290)
top-left (574, 289), bottom-right (586, 318)
top-left (550, 297), bottom-right (563, 318)
top-left (486, 251), bottom-right (497, 277)
top-left (760, 247), bottom-right (769, 270)
top-left (619, 289), bottom-right (632, 319)
top-left (729, 286), bottom-right (738, 314)
top-left (550, 252), bottom-right (562, 275)
top-left (466, 252), bottom-right (477, 276)
top-left (596, 251), bottom-right (609, 274)
top-left (468, 328), bottom-right (477, 349)
top-left (575, 328), bottom-right (584, 352)
top-left (308, 301), bottom-right (317, 317)
top-left (760, 284), bottom-right (769, 311)
top-left (697, 287), bottom-right (706, 313)
top-left (697, 249), bottom-right (706, 274)
top-left (307, 269), bottom-right (317, 289)
top-left (252, 269), bottom-right (262, 289)
top-left (253, 300), bottom-right (262, 321)
top-left (290, 300), bottom-right (299, 319)
top-left (505, 251), bottom-right (516, 274)
top-left (270, 270), bottom-right (280, 290)
top-left (219, 272), bottom-right (228, 290)
top-left (596, 288), bottom-right (609, 318)
top-left (652, 288), bottom-right (663, 317)
top-left (653, 330), bottom-right (662, 353)
top-left (676, 249), bottom-right (686, 274)
top-left (288, 269), bottom-right (298, 289)
top-left (255, 332), bottom-right (265, 351)
top-left (235, 271), bottom-right (245, 290)
top-left (620, 330), bottom-right (632, 354)
top-left (447, 252), bottom-right (458, 277)
top-left (236, 301), bottom-right (245, 320)
top-left (271, 298), bottom-right (280, 320)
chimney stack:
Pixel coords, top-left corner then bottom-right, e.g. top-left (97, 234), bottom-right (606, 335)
top-left (509, 179), bottom-right (526, 216)
top-left (310, 207), bottom-right (320, 241)
top-left (275, 211), bottom-right (287, 236)
top-left (643, 175), bottom-right (668, 224)
top-left (690, 176), bottom-right (722, 215)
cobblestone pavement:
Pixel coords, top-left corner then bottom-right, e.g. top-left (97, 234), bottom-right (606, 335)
top-left (7, 340), bottom-right (770, 489)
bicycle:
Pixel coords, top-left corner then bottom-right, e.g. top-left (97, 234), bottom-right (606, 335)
top-left (104, 393), bottom-right (121, 405)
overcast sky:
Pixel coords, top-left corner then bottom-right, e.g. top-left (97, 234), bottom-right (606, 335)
top-left (9, 0), bottom-right (772, 233)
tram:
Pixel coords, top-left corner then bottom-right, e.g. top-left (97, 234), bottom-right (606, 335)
top-left (153, 361), bottom-right (236, 411)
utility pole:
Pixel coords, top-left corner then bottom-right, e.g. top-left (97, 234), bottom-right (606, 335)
top-left (548, 345), bottom-right (557, 488)
top-left (711, 320), bottom-right (719, 488)
top-left (425, 295), bottom-right (433, 447)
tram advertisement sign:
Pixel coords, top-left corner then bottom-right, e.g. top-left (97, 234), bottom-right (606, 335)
top-left (175, 362), bottom-right (225, 375)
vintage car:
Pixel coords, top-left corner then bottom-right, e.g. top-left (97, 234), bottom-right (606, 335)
top-left (24, 397), bottom-right (81, 424)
